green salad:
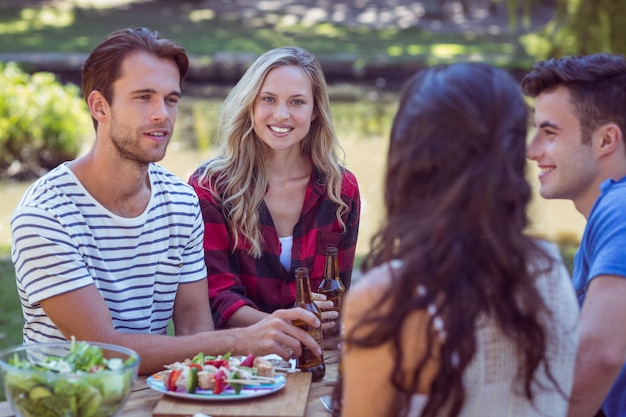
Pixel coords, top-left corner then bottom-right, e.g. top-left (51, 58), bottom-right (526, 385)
top-left (2, 339), bottom-right (138, 417)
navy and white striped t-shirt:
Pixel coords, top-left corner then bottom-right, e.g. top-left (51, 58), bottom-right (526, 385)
top-left (11, 163), bottom-right (207, 343)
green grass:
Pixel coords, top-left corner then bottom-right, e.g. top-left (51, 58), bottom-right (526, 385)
top-left (559, 244), bottom-right (577, 275)
top-left (0, 1), bottom-right (535, 70)
top-left (0, 249), bottom-right (22, 354)
top-left (0, 254), bottom-right (21, 402)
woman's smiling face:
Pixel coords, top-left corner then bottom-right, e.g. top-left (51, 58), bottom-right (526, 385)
top-left (253, 65), bottom-right (317, 152)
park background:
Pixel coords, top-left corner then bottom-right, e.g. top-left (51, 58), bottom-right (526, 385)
top-left (1, 0), bottom-right (624, 375)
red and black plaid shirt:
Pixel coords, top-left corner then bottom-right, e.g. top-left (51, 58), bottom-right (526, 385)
top-left (189, 166), bottom-right (361, 329)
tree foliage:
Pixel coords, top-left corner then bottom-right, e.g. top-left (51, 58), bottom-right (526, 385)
top-left (517, 0), bottom-right (626, 58)
top-left (0, 62), bottom-right (90, 180)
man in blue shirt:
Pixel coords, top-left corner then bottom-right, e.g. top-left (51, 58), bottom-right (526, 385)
top-left (522, 53), bottom-right (626, 417)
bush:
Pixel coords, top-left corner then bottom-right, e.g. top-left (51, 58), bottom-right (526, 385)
top-left (0, 62), bottom-right (90, 180)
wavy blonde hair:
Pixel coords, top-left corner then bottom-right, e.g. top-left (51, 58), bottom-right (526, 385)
top-left (196, 46), bottom-right (347, 258)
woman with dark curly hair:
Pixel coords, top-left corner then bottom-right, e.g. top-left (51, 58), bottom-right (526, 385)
top-left (338, 62), bottom-right (579, 417)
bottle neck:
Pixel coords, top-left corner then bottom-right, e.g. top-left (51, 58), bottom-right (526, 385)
top-left (324, 251), bottom-right (340, 281)
top-left (295, 268), bottom-right (314, 305)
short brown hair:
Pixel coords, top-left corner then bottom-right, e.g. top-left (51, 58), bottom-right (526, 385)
top-left (81, 27), bottom-right (189, 128)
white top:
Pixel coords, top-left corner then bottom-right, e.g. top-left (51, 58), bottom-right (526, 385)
top-left (278, 235), bottom-right (293, 271)
top-left (406, 241), bottom-right (579, 416)
top-left (381, 242), bottom-right (579, 417)
top-left (11, 163), bottom-right (207, 343)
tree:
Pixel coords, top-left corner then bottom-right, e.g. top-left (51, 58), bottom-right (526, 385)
top-left (0, 63), bottom-right (89, 180)
top-left (517, 0), bottom-right (626, 58)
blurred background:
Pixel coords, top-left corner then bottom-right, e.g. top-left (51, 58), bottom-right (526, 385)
top-left (1, 0), bottom-right (624, 359)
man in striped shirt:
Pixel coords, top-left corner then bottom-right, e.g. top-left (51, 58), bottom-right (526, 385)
top-left (10, 27), bottom-right (322, 375)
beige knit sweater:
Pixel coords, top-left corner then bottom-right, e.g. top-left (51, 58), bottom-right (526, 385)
top-left (409, 241), bottom-right (580, 417)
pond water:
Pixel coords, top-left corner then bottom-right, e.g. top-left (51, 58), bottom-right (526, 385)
top-left (0, 96), bottom-right (585, 253)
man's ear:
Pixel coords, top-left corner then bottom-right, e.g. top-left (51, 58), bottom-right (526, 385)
top-left (87, 90), bottom-right (109, 123)
top-left (595, 123), bottom-right (623, 157)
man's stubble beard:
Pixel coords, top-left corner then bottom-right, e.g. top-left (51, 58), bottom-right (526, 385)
top-left (109, 120), bottom-right (169, 167)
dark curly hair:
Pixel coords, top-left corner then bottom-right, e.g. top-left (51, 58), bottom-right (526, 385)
top-left (343, 62), bottom-right (562, 417)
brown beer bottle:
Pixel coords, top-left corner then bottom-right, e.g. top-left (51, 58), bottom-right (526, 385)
top-left (317, 247), bottom-right (345, 339)
top-left (292, 266), bottom-right (325, 381)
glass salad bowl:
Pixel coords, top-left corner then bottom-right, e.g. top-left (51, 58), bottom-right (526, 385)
top-left (0, 340), bottom-right (140, 417)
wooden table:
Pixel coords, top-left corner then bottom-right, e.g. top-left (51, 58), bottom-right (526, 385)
top-left (0, 350), bottom-right (338, 417)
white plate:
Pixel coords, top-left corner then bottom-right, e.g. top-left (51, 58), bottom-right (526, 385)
top-left (146, 373), bottom-right (287, 401)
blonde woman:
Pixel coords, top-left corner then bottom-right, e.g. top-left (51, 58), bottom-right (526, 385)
top-left (189, 47), bottom-right (360, 330)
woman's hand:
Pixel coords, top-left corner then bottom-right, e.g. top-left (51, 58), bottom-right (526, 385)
top-left (313, 292), bottom-right (338, 330)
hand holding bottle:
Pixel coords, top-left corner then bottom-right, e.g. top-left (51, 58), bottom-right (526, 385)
top-left (317, 247), bottom-right (346, 338)
top-left (312, 292), bottom-right (338, 331)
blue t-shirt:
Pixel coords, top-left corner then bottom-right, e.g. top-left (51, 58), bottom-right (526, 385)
top-left (573, 177), bottom-right (626, 416)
